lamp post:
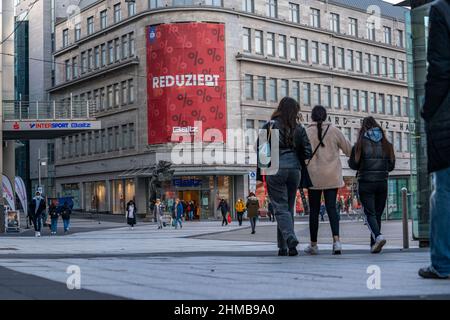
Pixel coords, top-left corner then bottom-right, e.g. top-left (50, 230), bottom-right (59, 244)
top-left (37, 149), bottom-right (48, 193)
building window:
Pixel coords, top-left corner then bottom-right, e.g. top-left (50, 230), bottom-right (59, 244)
top-left (63, 29), bottom-right (69, 47)
top-left (121, 81), bottom-right (128, 105)
top-left (346, 49), bottom-right (354, 71)
top-left (313, 84), bottom-right (321, 106)
top-left (387, 131), bottom-right (394, 144)
top-left (364, 53), bottom-right (371, 74)
top-left (114, 3), bottom-right (122, 23)
top-left (244, 74), bottom-right (254, 100)
top-left (310, 8), bottom-right (320, 28)
top-left (330, 13), bottom-right (340, 33)
top-left (88, 49), bottom-right (93, 70)
top-left (255, 30), bottom-right (263, 55)
top-left (366, 21), bottom-right (375, 41)
top-left (115, 38), bottom-right (121, 61)
top-left (303, 83), bottom-right (311, 106)
top-left (389, 58), bottom-right (395, 78)
top-left (269, 78), bottom-right (277, 102)
top-left (321, 43), bottom-right (329, 66)
top-left (100, 10), bottom-right (108, 29)
top-left (311, 41), bottom-right (319, 64)
top-left (81, 51), bottom-right (87, 73)
top-left (378, 93), bottom-right (385, 114)
top-left (128, 79), bottom-right (135, 103)
top-left (323, 85), bottom-right (331, 108)
top-left (344, 127), bottom-right (352, 142)
top-left (395, 132), bottom-right (402, 152)
top-left (108, 41), bottom-right (114, 64)
top-left (107, 86), bottom-right (113, 109)
top-left (257, 76), bottom-right (266, 101)
top-left (289, 3), bottom-right (299, 23)
top-left (398, 60), bottom-right (405, 80)
top-left (128, 1), bottom-right (136, 16)
top-left (292, 81), bottom-right (300, 102)
top-left (122, 35), bottom-right (129, 59)
top-left (387, 95), bottom-right (393, 115)
top-left (278, 35), bottom-right (286, 58)
top-left (361, 91), bottom-right (368, 112)
top-left (74, 23), bottom-right (81, 41)
top-left (72, 57), bottom-right (78, 79)
top-left (343, 88), bottom-right (350, 110)
top-left (396, 29), bottom-right (404, 48)
top-left (403, 132), bottom-right (410, 152)
top-left (94, 46), bottom-right (100, 68)
top-left (242, 0), bottom-right (254, 13)
top-left (267, 32), bottom-right (275, 56)
top-left (114, 84), bottom-right (120, 107)
top-left (334, 87), bottom-right (341, 109)
top-left (242, 28), bottom-right (251, 52)
top-left (205, 0), bottom-right (222, 6)
top-left (370, 92), bottom-right (377, 113)
top-left (348, 18), bottom-right (358, 37)
top-left (372, 55), bottom-right (380, 76)
top-left (267, 0), bottom-right (278, 18)
top-left (280, 79), bottom-right (289, 98)
top-left (384, 26), bottom-right (392, 44)
top-left (402, 97), bottom-right (409, 117)
top-left (87, 16), bottom-right (94, 35)
top-left (337, 47), bottom-right (345, 69)
top-left (395, 96), bottom-right (401, 116)
top-left (355, 51), bottom-right (362, 73)
top-left (300, 39), bottom-right (308, 62)
top-left (65, 60), bottom-right (71, 81)
top-left (381, 57), bottom-right (388, 77)
top-left (290, 37), bottom-right (298, 61)
top-left (352, 90), bottom-right (359, 111)
top-left (129, 32), bottom-right (135, 56)
top-left (149, 0), bottom-right (160, 8)
top-left (101, 44), bottom-right (106, 66)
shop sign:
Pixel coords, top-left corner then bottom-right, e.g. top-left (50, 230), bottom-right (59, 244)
top-left (173, 178), bottom-right (202, 188)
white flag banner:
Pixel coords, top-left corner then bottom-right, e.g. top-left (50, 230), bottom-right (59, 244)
top-left (14, 177), bottom-right (28, 216)
top-left (2, 174), bottom-right (16, 211)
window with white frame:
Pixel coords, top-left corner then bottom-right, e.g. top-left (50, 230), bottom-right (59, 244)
top-left (244, 74), bottom-right (254, 99)
top-left (348, 18), bottom-right (358, 37)
top-left (267, 0), bottom-right (278, 18)
top-left (290, 37), bottom-right (298, 61)
top-left (63, 29), bottom-right (69, 47)
top-left (242, 0), bottom-right (254, 13)
top-left (300, 39), bottom-right (308, 62)
top-left (334, 87), bottom-right (341, 109)
top-left (330, 13), bottom-right (340, 33)
top-left (311, 41), bottom-right (319, 64)
top-left (343, 88), bottom-right (350, 110)
top-left (303, 83), bottom-right (311, 106)
top-left (321, 43), bottom-right (329, 66)
top-left (257, 76), bottom-right (266, 101)
top-left (383, 26), bottom-right (392, 44)
top-left (255, 30), bottom-right (263, 54)
top-left (278, 35), bottom-right (286, 58)
top-left (323, 85), bottom-right (331, 108)
top-left (87, 16), bottom-right (94, 35)
top-left (114, 3), bottom-right (122, 23)
top-left (310, 8), bottom-right (320, 28)
top-left (267, 32), bottom-right (275, 56)
top-left (289, 3), bottom-right (300, 23)
top-left (100, 10), bottom-right (108, 29)
top-left (269, 78), bottom-right (277, 102)
top-left (366, 21), bottom-right (375, 41)
top-left (243, 28), bottom-right (251, 52)
top-left (352, 90), bottom-right (359, 111)
top-left (281, 79), bottom-right (289, 98)
top-left (313, 84), bottom-right (321, 106)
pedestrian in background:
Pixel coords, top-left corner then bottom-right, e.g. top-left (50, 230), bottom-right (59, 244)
top-left (49, 202), bottom-right (58, 235)
top-left (155, 199), bottom-right (164, 229)
top-left (319, 202), bottom-right (326, 222)
top-left (257, 97), bottom-right (312, 256)
top-left (268, 201), bottom-right (275, 222)
top-left (349, 117), bottom-right (395, 253)
top-left (235, 198), bottom-right (246, 226)
top-left (126, 200), bottom-right (137, 230)
top-left (61, 201), bottom-right (72, 234)
top-left (29, 191), bottom-right (46, 237)
top-left (419, 0), bottom-right (450, 279)
top-left (305, 105), bottom-right (352, 255)
top-left (217, 199), bottom-right (229, 226)
top-left (175, 198), bottom-right (184, 229)
top-left (246, 193), bottom-right (260, 234)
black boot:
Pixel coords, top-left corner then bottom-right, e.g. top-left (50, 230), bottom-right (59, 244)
top-left (278, 249), bottom-right (288, 256)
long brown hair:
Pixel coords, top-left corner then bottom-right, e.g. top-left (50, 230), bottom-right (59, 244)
top-left (355, 116), bottom-right (395, 163)
top-left (271, 97), bottom-right (300, 147)
top-left (311, 105), bottom-right (327, 147)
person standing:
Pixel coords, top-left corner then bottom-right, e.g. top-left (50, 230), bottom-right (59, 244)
top-left (29, 191), bottom-right (46, 237)
top-left (155, 199), bottom-right (164, 229)
top-left (267, 201), bottom-right (275, 222)
top-left (319, 203), bottom-right (326, 222)
top-left (349, 117), bottom-right (395, 253)
top-left (175, 198), bottom-right (184, 229)
top-left (246, 193), bottom-right (260, 234)
top-left (257, 97), bottom-right (312, 256)
top-left (235, 199), bottom-right (246, 226)
top-left (217, 199), bottom-right (229, 226)
top-left (305, 105), bottom-right (352, 255)
top-left (126, 200), bottom-right (137, 230)
top-left (49, 202), bottom-right (58, 235)
top-left (61, 201), bottom-right (72, 234)
top-left (419, 0), bottom-right (450, 279)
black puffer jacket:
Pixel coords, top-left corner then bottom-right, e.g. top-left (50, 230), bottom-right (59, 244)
top-left (257, 118), bottom-right (312, 180)
top-left (348, 128), bottom-right (395, 182)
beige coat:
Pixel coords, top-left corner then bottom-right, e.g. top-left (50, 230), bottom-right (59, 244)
top-left (306, 122), bottom-right (352, 190)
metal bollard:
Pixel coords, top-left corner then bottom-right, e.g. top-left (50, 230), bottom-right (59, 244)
top-left (401, 187), bottom-right (409, 249)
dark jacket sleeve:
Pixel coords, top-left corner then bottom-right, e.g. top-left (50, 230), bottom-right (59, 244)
top-left (421, 3), bottom-right (450, 121)
top-left (294, 125), bottom-right (313, 161)
top-left (388, 146), bottom-right (396, 172)
top-left (348, 146), bottom-right (360, 170)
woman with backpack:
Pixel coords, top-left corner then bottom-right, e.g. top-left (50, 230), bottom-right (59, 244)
top-left (257, 97), bottom-right (312, 256)
top-left (246, 193), bottom-right (260, 234)
top-left (61, 201), bottom-right (72, 234)
top-left (349, 117), bottom-right (395, 253)
top-left (305, 105), bottom-right (352, 255)
top-left (49, 202), bottom-right (59, 235)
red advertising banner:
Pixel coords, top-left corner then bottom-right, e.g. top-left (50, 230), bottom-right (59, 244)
top-left (147, 22), bottom-right (227, 144)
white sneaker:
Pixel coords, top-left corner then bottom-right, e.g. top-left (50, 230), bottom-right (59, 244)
top-left (333, 241), bottom-right (342, 255)
top-left (35, 231), bottom-right (39, 237)
top-left (304, 244), bottom-right (319, 255)
top-left (37, 232), bottom-right (41, 237)
top-left (371, 235), bottom-right (387, 254)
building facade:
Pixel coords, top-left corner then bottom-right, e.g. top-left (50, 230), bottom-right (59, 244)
top-left (50, 0), bottom-right (410, 218)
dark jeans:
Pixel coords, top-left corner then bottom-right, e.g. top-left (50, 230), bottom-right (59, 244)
top-left (237, 212), bottom-right (244, 226)
top-left (266, 168), bottom-right (301, 250)
top-left (33, 214), bottom-right (43, 232)
top-left (221, 213), bottom-right (228, 226)
top-left (250, 216), bottom-right (257, 232)
top-left (358, 181), bottom-right (388, 246)
top-left (308, 189), bottom-right (339, 242)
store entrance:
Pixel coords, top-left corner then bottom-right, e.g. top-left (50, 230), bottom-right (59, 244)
top-left (177, 190), bottom-right (201, 220)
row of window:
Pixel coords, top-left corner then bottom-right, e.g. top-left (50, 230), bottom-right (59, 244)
top-left (60, 123), bottom-right (136, 159)
top-left (245, 118), bottom-right (410, 153)
top-left (61, 79), bottom-right (135, 113)
top-left (243, 75), bottom-right (410, 117)
top-left (242, 29), bottom-right (406, 80)
top-left (64, 32), bottom-right (135, 82)
top-left (61, 0), bottom-right (404, 49)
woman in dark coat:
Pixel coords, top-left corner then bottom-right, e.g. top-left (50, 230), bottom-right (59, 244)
top-left (126, 200), bottom-right (137, 230)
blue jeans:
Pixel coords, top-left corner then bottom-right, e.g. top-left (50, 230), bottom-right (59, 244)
top-left (63, 219), bottom-right (70, 232)
top-left (50, 217), bottom-right (58, 233)
top-left (33, 214), bottom-right (42, 232)
top-left (175, 217), bottom-right (182, 229)
top-left (430, 167), bottom-right (450, 277)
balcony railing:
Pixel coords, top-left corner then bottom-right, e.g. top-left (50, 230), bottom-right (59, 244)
top-left (2, 100), bottom-right (96, 121)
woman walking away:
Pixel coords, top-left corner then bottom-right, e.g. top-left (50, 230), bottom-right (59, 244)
top-left (246, 193), bottom-right (260, 234)
top-left (175, 198), bottom-right (184, 229)
top-left (217, 199), bottom-right (229, 226)
top-left (235, 199), bottom-right (246, 226)
top-left (155, 199), bottom-right (164, 229)
top-left (61, 201), bottom-right (72, 234)
top-left (349, 116), bottom-right (395, 253)
top-left (126, 200), bottom-right (137, 230)
top-left (257, 97), bottom-right (312, 256)
top-left (306, 105), bottom-right (352, 255)
top-left (49, 202), bottom-right (58, 235)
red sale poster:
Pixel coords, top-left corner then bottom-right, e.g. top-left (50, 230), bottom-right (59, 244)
top-left (146, 22), bottom-right (227, 144)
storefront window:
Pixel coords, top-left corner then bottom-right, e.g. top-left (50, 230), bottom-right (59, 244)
top-left (112, 179), bottom-right (135, 214)
top-left (61, 183), bottom-right (81, 210)
top-left (84, 181), bottom-right (107, 212)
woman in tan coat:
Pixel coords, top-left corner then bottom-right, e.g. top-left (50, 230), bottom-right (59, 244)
top-left (305, 105), bottom-right (352, 255)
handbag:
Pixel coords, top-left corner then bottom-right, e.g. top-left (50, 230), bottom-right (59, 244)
top-left (227, 213), bottom-right (232, 224)
top-left (299, 125), bottom-right (330, 189)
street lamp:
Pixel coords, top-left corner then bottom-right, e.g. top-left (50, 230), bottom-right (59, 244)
top-left (37, 148), bottom-right (48, 193)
